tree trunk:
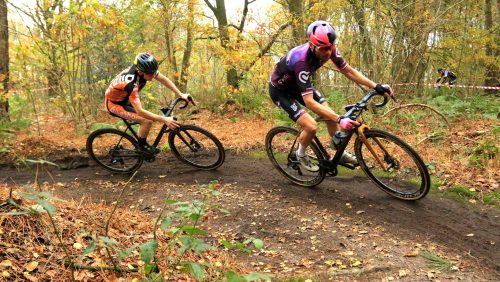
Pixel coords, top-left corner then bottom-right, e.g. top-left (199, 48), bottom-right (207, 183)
top-left (287, 0), bottom-right (305, 46)
top-left (484, 0), bottom-right (499, 89)
top-left (204, 0), bottom-right (240, 89)
top-left (0, 0), bottom-right (9, 120)
top-left (350, 0), bottom-right (374, 76)
top-left (163, 14), bottom-right (179, 84)
top-left (179, 0), bottom-right (195, 92)
top-left (38, 0), bottom-right (64, 98)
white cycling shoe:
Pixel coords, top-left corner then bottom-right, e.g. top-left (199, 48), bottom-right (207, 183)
top-left (297, 153), bottom-right (320, 172)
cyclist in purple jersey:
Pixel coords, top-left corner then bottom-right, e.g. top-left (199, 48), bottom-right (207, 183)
top-left (436, 68), bottom-right (457, 86)
top-left (269, 20), bottom-right (393, 172)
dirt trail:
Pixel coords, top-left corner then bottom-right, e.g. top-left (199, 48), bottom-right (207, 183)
top-left (1, 153), bottom-right (499, 280)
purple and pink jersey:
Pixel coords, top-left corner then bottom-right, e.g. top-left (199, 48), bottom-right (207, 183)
top-left (270, 43), bottom-right (348, 97)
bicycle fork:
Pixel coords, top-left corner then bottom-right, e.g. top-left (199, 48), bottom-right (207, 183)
top-left (357, 124), bottom-right (391, 171)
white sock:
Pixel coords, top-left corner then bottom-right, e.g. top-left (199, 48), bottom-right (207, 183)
top-left (297, 143), bottom-right (306, 157)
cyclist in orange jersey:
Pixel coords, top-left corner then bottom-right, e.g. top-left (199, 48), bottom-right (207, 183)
top-left (105, 52), bottom-right (191, 153)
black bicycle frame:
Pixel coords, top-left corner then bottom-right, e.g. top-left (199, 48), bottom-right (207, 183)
top-left (118, 96), bottom-right (194, 148)
top-left (290, 90), bottom-right (389, 172)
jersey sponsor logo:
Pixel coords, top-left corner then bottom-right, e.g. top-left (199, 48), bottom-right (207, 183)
top-left (298, 71), bottom-right (310, 84)
top-left (278, 74), bottom-right (290, 85)
top-left (291, 103), bottom-right (298, 112)
top-left (111, 74), bottom-right (135, 88)
top-left (293, 109), bottom-right (305, 119)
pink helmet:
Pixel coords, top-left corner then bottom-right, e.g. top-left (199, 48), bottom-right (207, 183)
top-left (307, 20), bottom-right (336, 47)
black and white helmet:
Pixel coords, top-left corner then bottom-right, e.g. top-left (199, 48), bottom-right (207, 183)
top-left (134, 52), bottom-right (158, 74)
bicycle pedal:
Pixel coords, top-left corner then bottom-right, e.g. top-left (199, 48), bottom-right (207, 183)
top-left (145, 155), bottom-right (155, 162)
top-left (339, 162), bottom-right (358, 170)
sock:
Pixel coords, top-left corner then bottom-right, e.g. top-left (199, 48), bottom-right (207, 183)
top-left (138, 137), bottom-right (147, 147)
top-left (297, 143), bottom-right (306, 157)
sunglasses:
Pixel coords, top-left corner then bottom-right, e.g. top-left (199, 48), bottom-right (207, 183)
top-left (312, 44), bottom-right (332, 52)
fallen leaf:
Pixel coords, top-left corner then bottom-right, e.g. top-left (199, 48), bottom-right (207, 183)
top-left (399, 269), bottom-right (407, 277)
top-left (404, 251), bottom-right (419, 257)
top-left (73, 243), bottom-right (83, 250)
top-left (0, 260), bottom-right (12, 268)
top-left (25, 261), bottom-right (38, 272)
top-left (23, 271), bottom-right (38, 282)
top-left (352, 261), bottom-right (362, 267)
top-left (2, 271), bottom-right (10, 278)
top-left (324, 260), bottom-right (334, 266)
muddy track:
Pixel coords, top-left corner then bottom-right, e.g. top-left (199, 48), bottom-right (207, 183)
top-left (2, 153), bottom-right (499, 274)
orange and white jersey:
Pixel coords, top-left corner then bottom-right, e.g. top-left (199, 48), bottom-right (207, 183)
top-left (105, 65), bottom-right (147, 105)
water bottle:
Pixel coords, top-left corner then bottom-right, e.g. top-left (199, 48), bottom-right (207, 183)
top-left (331, 131), bottom-right (349, 150)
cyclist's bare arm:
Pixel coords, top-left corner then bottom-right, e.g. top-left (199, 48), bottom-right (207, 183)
top-left (154, 73), bottom-right (191, 101)
top-left (303, 94), bottom-right (339, 121)
top-left (131, 98), bottom-right (179, 129)
top-left (340, 65), bottom-right (394, 96)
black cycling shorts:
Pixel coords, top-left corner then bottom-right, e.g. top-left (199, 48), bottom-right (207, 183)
top-left (269, 82), bottom-right (326, 122)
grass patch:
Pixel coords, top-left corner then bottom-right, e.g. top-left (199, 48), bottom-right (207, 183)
top-left (426, 90), bottom-right (500, 119)
top-left (247, 150), bottom-right (268, 160)
top-left (419, 250), bottom-right (453, 271)
top-left (430, 181), bottom-right (500, 207)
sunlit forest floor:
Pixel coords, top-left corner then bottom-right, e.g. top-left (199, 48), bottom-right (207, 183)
top-left (1, 107), bottom-right (499, 281)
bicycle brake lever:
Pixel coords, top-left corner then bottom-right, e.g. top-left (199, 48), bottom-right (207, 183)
top-left (188, 95), bottom-right (196, 106)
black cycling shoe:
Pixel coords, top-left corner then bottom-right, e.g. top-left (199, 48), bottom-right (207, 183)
top-left (140, 144), bottom-right (160, 155)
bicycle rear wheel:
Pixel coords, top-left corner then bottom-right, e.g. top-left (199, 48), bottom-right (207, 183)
top-left (168, 125), bottom-right (225, 170)
top-left (265, 126), bottom-right (326, 187)
top-left (86, 128), bottom-right (143, 173)
top-left (354, 129), bottom-right (430, 200)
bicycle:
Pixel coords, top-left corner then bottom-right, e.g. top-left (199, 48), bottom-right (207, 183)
top-left (265, 90), bottom-right (430, 200)
top-left (86, 97), bottom-right (225, 173)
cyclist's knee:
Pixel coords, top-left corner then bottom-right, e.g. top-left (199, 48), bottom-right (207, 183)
top-left (302, 121), bottom-right (317, 134)
top-left (139, 119), bottom-right (153, 127)
top-left (297, 115), bottom-right (317, 133)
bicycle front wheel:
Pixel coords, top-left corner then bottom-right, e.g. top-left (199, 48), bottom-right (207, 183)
top-left (168, 125), bottom-right (225, 170)
top-left (354, 129), bottom-right (430, 200)
top-left (265, 126), bottom-right (326, 187)
top-left (86, 128), bottom-right (143, 173)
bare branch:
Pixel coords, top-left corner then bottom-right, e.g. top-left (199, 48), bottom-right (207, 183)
top-left (238, 0), bottom-right (254, 34)
top-left (382, 103), bottom-right (450, 127)
top-left (203, 0), bottom-right (216, 14)
top-left (243, 21), bottom-right (290, 72)
top-left (228, 24), bottom-right (240, 30)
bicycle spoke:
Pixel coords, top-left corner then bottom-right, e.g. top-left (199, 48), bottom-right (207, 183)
top-left (266, 126), bottom-right (325, 187)
top-left (168, 125), bottom-right (224, 170)
top-left (355, 129), bottom-right (430, 200)
top-left (87, 128), bottom-right (143, 173)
